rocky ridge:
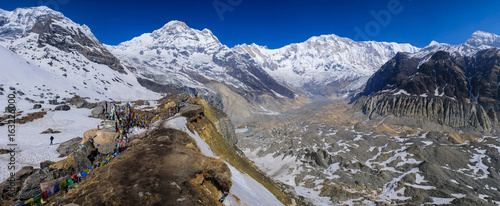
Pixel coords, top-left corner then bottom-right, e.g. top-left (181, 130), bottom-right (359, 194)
top-left (0, 95), bottom-right (301, 206)
top-left (353, 37), bottom-right (500, 132)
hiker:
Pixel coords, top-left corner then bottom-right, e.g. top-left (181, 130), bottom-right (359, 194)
top-left (219, 191), bottom-right (229, 203)
top-left (50, 136), bottom-right (54, 145)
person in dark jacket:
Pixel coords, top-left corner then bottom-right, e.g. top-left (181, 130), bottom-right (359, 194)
top-left (50, 136), bottom-right (54, 145)
top-left (219, 191), bottom-right (229, 203)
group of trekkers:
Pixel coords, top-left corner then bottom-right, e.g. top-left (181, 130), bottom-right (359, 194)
top-left (19, 99), bottom-right (188, 205)
top-left (110, 102), bottom-right (135, 153)
top-left (109, 99), bottom-right (185, 151)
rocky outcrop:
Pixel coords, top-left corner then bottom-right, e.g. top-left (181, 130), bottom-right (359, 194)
top-left (16, 173), bottom-right (42, 200)
top-left (353, 49), bottom-right (500, 132)
top-left (0, 166), bottom-right (36, 200)
top-left (186, 98), bottom-right (237, 146)
top-left (90, 101), bottom-right (114, 118)
top-left (29, 13), bottom-right (127, 74)
top-left (82, 129), bottom-right (119, 154)
top-left (33, 104), bottom-right (42, 109)
top-left (354, 95), bottom-right (495, 132)
top-left (54, 105), bottom-right (70, 111)
top-left (57, 121), bottom-right (232, 206)
top-left (51, 141), bottom-right (94, 173)
top-left (56, 137), bottom-right (82, 157)
top-left (41, 128), bottom-right (61, 134)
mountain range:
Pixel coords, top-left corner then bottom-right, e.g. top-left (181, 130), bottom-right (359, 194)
top-left (1, 6), bottom-right (499, 125)
top-left (3, 6), bottom-right (500, 206)
top-left (354, 31), bottom-right (500, 132)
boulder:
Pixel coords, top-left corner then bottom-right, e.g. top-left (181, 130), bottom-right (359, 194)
top-left (82, 129), bottom-right (119, 154)
top-left (98, 143), bottom-right (115, 154)
top-left (40, 176), bottom-right (69, 192)
top-left (40, 160), bottom-right (55, 169)
top-left (82, 129), bottom-right (119, 145)
top-left (41, 128), bottom-right (61, 134)
top-left (75, 102), bottom-right (85, 108)
top-left (0, 166), bottom-right (35, 199)
top-left (33, 104), bottom-right (42, 109)
top-left (14, 166), bottom-right (36, 181)
top-left (48, 99), bottom-right (58, 105)
top-left (179, 104), bottom-right (203, 116)
top-left (51, 141), bottom-right (94, 172)
top-left (91, 101), bottom-right (114, 118)
top-left (54, 105), bottom-right (71, 111)
top-left (91, 106), bottom-right (105, 118)
top-left (56, 137), bottom-right (82, 157)
top-left (17, 173), bottom-right (42, 200)
top-left (101, 120), bottom-right (116, 132)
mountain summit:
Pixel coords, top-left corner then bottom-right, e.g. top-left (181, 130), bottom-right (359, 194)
top-left (465, 30), bottom-right (500, 48)
top-left (234, 34), bottom-right (420, 97)
top-left (0, 6), bottom-right (70, 41)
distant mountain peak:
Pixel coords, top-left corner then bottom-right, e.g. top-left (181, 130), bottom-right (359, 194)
top-left (115, 20), bottom-right (223, 53)
top-left (465, 30), bottom-right (500, 48)
top-left (429, 40), bottom-right (440, 46)
top-left (471, 30), bottom-right (497, 37)
top-left (0, 6), bottom-right (69, 41)
top-left (161, 20), bottom-right (189, 30)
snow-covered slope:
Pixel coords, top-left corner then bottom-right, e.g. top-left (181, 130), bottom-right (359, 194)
top-left (108, 21), bottom-right (237, 92)
top-left (165, 116), bottom-right (284, 206)
top-left (0, 44), bottom-right (158, 106)
top-left (0, 6), bottom-right (69, 41)
top-left (412, 31), bottom-right (500, 58)
top-left (108, 20), bottom-right (294, 99)
top-left (0, 6), bottom-right (160, 107)
top-left (234, 35), bottom-right (420, 97)
top-left (108, 20), bottom-right (299, 124)
top-left (465, 30), bottom-right (500, 49)
top-left (0, 107), bottom-right (102, 181)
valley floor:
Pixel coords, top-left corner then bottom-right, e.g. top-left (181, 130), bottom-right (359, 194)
top-left (236, 100), bottom-right (500, 205)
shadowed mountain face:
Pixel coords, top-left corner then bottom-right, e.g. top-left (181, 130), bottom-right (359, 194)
top-left (354, 48), bottom-right (500, 132)
top-left (29, 14), bottom-right (127, 74)
top-left (0, 7), bottom-right (126, 74)
top-left (361, 49), bottom-right (500, 102)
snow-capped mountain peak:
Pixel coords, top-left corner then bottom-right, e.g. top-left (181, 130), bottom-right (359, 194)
top-left (412, 31), bottom-right (500, 59)
top-left (429, 40), bottom-right (440, 46)
top-left (0, 6), bottom-right (69, 41)
top-left (114, 20), bottom-right (223, 54)
top-left (0, 8), bottom-right (11, 17)
top-left (233, 33), bottom-right (420, 97)
top-left (465, 30), bottom-right (500, 48)
top-left (153, 20), bottom-right (190, 35)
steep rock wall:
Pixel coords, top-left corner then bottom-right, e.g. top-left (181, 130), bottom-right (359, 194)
top-left (354, 95), bottom-right (496, 132)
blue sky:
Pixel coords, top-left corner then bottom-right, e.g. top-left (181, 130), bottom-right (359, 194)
top-left (1, 0), bottom-right (500, 49)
